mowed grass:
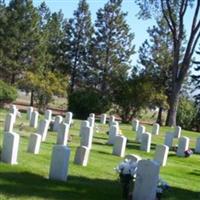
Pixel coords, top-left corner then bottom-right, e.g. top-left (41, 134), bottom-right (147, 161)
top-left (0, 108), bottom-right (200, 200)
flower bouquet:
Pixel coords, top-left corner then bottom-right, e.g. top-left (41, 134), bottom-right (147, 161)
top-left (115, 159), bottom-right (169, 200)
top-left (156, 178), bottom-right (170, 200)
top-left (115, 159), bottom-right (137, 200)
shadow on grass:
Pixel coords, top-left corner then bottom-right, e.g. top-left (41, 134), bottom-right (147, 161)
top-left (93, 136), bottom-right (108, 140)
top-left (189, 169), bottom-right (200, 176)
top-left (0, 171), bottom-right (121, 200)
top-left (92, 141), bottom-right (107, 146)
top-left (163, 186), bottom-right (200, 200)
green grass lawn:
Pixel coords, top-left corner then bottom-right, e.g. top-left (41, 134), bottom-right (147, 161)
top-left (0, 108), bottom-right (200, 200)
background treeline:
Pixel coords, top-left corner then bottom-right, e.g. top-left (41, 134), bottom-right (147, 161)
top-left (0, 0), bottom-right (200, 131)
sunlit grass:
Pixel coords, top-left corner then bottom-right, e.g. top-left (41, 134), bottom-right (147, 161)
top-left (0, 108), bottom-right (200, 200)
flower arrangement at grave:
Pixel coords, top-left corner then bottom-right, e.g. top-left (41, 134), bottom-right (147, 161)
top-left (114, 159), bottom-right (137, 200)
top-left (156, 178), bottom-right (170, 200)
top-left (184, 149), bottom-right (193, 157)
top-left (115, 159), bottom-right (170, 200)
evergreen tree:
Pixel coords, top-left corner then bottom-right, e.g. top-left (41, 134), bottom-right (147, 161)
top-left (138, 18), bottom-right (173, 124)
top-left (93, 0), bottom-right (134, 95)
top-left (65, 0), bottom-right (94, 92)
top-left (0, 0), bottom-right (7, 81)
top-left (1, 0), bottom-right (41, 84)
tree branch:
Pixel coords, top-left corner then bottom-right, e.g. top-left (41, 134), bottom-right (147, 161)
top-left (161, 0), bottom-right (173, 31)
top-left (166, 0), bottom-right (177, 32)
top-left (191, 0), bottom-right (200, 31)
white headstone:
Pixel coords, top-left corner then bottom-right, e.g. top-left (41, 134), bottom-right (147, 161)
top-left (27, 106), bottom-right (33, 120)
top-left (112, 135), bottom-right (127, 157)
top-left (164, 132), bottom-right (174, 148)
top-left (124, 154), bottom-right (141, 163)
top-left (174, 126), bottom-right (181, 138)
top-left (79, 120), bottom-right (89, 136)
top-left (132, 119), bottom-right (139, 132)
top-left (111, 121), bottom-right (119, 128)
top-left (65, 112), bottom-right (73, 125)
top-left (132, 160), bottom-right (160, 200)
top-left (53, 116), bottom-right (63, 131)
top-left (38, 119), bottom-right (49, 142)
top-left (100, 114), bottom-right (107, 124)
top-left (176, 136), bottom-right (190, 157)
top-left (27, 133), bottom-right (42, 154)
top-left (109, 115), bottom-right (115, 126)
top-left (108, 125), bottom-right (119, 145)
top-left (80, 126), bottom-right (93, 149)
top-left (89, 113), bottom-right (95, 118)
top-left (1, 132), bottom-right (20, 164)
top-left (154, 144), bottom-right (169, 166)
top-left (57, 123), bottom-right (69, 145)
top-left (10, 104), bottom-right (18, 123)
top-left (140, 132), bottom-right (151, 152)
top-left (74, 146), bottom-right (90, 166)
top-left (195, 137), bottom-right (200, 153)
top-left (136, 125), bottom-right (146, 142)
top-left (30, 111), bottom-right (39, 128)
top-left (45, 109), bottom-right (52, 121)
top-left (4, 113), bottom-right (15, 132)
top-left (152, 123), bottom-right (160, 135)
top-left (49, 145), bottom-right (70, 182)
top-left (87, 117), bottom-right (95, 128)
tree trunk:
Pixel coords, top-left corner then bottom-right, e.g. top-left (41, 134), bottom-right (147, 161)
top-left (166, 82), bottom-right (182, 126)
top-left (156, 107), bottom-right (163, 126)
top-left (11, 73), bottom-right (16, 85)
top-left (30, 90), bottom-right (34, 106)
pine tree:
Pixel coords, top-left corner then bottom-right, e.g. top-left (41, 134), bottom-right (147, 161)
top-left (0, 0), bottom-right (7, 81)
top-left (64, 0), bottom-right (94, 92)
top-left (1, 0), bottom-right (42, 84)
top-left (138, 18), bottom-right (173, 124)
top-left (93, 0), bottom-right (134, 95)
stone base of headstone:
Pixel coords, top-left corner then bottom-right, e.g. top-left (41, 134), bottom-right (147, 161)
top-left (1, 132), bottom-right (20, 164)
top-left (49, 145), bottom-right (70, 182)
top-left (74, 146), bottom-right (90, 166)
top-left (27, 133), bottom-right (42, 154)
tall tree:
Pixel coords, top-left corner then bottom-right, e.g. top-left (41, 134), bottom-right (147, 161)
top-left (1, 0), bottom-right (41, 84)
top-left (65, 0), bottom-right (94, 93)
top-left (135, 0), bottom-right (200, 126)
top-left (0, 0), bottom-right (7, 81)
top-left (138, 18), bottom-right (173, 124)
top-left (93, 0), bottom-right (134, 95)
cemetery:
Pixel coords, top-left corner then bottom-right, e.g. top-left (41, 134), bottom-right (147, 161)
top-left (0, 0), bottom-right (200, 199)
top-left (0, 106), bottom-right (200, 200)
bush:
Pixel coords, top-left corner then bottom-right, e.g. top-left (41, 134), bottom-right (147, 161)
top-left (176, 97), bottom-right (197, 130)
top-left (68, 89), bottom-right (110, 119)
top-left (0, 80), bottom-right (17, 107)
